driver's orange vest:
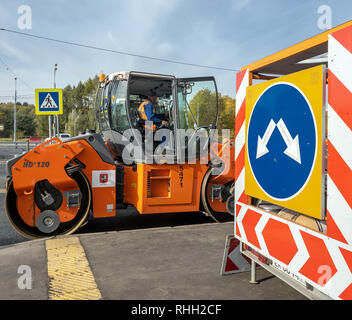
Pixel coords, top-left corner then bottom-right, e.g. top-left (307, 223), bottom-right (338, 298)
top-left (138, 100), bottom-right (156, 131)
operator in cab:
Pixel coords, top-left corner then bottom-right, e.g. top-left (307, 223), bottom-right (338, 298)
top-left (137, 91), bottom-right (169, 130)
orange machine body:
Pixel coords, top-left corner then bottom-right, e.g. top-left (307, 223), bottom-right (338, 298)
top-left (9, 134), bottom-right (234, 230)
top-left (12, 137), bottom-right (116, 227)
top-left (123, 138), bottom-right (235, 214)
top-left (123, 163), bottom-right (207, 214)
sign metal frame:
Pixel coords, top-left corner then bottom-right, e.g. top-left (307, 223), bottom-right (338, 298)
top-left (35, 88), bottom-right (63, 115)
top-left (244, 65), bottom-right (326, 219)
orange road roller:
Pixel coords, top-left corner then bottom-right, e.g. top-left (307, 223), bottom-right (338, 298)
top-left (5, 71), bottom-right (235, 239)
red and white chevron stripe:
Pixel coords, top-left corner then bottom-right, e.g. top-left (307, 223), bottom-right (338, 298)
top-left (236, 203), bottom-right (352, 300)
top-left (221, 235), bottom-right (251, 275)
top-left (235, 69), bottom-right (249, 239)
top-left (327, 26), bottom-right (352, 246)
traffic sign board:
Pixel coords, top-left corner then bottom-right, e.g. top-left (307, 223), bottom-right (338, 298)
top-left (248, 83), bottom-right (316, 200)
top-left (35, 89), bottom-right (63, 115)
top-left (245, 66), bottom-right (326, 219)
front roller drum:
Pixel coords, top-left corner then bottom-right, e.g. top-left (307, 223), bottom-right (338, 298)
top-left (5, 170), bottom-right (92, 239)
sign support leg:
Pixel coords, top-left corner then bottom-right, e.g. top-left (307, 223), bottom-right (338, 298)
top-left (48, 115), bottom-right (52, 138)
top-left (249, 260), bottom-right (259, 284)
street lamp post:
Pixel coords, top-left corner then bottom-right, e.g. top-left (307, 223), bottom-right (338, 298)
top-left (49, 64), bottom-right (58, 138)
top-left (54, 63), bottom-right (57, 89)
top-left (14, 77), bottom-right (17, 147)
top-left (53, 64), bottom-right (58, 137)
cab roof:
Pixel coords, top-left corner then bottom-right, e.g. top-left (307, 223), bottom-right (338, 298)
top-left (107, 71), bottom-right (175, 81)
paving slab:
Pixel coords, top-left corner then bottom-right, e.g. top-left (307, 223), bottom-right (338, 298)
top-left (0, 222), bottom-right (306, 300)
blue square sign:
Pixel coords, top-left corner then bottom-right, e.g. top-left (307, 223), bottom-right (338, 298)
top-left (35, 89), bottom-right (63, 115)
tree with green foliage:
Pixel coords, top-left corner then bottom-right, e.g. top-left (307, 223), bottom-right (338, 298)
top-left (188, 89), bottom-right (236, 137)
top-left (34, 115), bottom-right (49, 137)
top-left (218, 95), bottom-right (236, 137)
top-left (188, 89), bottom-right (218, 129)
top-left (0, 103), bottom-right (36, 138)
top-left (64, 76), bottom-right (99, 136)
top-left (0, 103), bottom-right (14, 138)
top-left (17, 105), bottom-right (36, 136)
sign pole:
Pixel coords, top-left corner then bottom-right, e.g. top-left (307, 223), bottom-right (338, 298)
top-left (48, 115), bottom-right (52, 138)
top-left (14, 77), bottom-right (17, 146)
top-left (53, 64), bottom-right (58, 137)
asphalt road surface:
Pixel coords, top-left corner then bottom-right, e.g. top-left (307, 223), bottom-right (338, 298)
top-left (0, 142), bottom-right (30, 160)
top-left (0, 148), bottom-right (232, 247)
top-left (0, 157), bottom-right (29, 246)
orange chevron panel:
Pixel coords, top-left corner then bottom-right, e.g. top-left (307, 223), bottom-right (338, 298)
top-left (299, 231), bottom-right (337, 285)
top-left (326, 210), bottom-right (348, 244)
top-left (235, 204), bottom-right (243, 238)
top-left (262, 218), bottom-right (298, 265)
top-left (242, 209), bottom-right (262, 250)
top-left (238, 191), bottom-right (247, 204)
top-left (339, 283), bottom-right (352, 300)
top-left (340, 247), bottom-right (352, 274)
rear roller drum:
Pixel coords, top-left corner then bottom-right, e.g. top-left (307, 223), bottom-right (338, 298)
top-left (226, 195), bottom-right (234, 216)
top-left (200, 169), bottom-right (233, 220)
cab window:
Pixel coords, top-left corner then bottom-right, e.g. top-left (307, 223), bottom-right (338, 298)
top-left (98, 83), bottom-right (110, 132)
top-left (177, 79), bottom-right (218, 130)
top-left (109, 80), bottom-right (129, 133)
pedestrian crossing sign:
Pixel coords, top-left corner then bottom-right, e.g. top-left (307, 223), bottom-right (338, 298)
top-left (35, 89), bottom-right (63, 115)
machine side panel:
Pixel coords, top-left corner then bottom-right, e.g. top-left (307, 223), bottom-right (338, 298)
top-left (72, 140), bottom-right (116, 218)
top-left (123, 163), bottom-right (208, 214)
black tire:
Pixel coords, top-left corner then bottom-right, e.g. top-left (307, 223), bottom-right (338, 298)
top-left (200, 169), bottom-right (224, 216)
top-left (226, 195), bottom-right (235, 216)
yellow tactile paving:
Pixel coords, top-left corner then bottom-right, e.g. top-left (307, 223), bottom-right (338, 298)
top-left (46, 237), bottom-right (102, 300)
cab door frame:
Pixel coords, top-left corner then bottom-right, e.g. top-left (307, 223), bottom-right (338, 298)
top-left (173, 76), bottom-right (219, 164)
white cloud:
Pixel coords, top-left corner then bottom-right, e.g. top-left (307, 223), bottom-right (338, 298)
top-left (0, 40), bottom-right (32, 65)
top-left (232, 0), bottom-right (251, 11)
top-left (155, 41), bottom-right (175, 56)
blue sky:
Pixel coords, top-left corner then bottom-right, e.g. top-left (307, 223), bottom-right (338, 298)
top-left (0, 0), bottom-right (351, 104)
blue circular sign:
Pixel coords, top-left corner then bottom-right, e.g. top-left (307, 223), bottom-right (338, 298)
top-left (247, 83), bottom-right (317, 200)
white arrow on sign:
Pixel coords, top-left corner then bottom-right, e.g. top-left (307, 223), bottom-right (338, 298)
top-left (277, 118), bottom-right (301, 164)
top-left (256, 119), bottom-right (276, 159)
